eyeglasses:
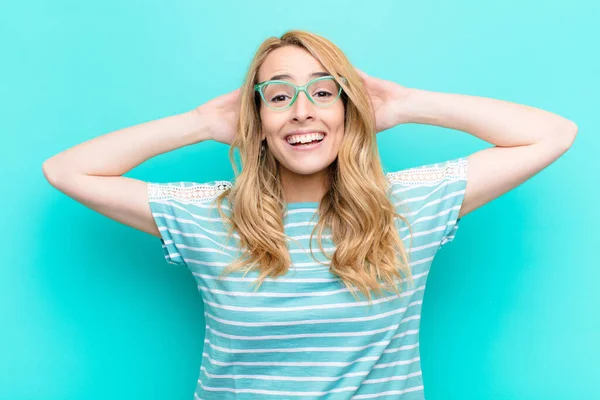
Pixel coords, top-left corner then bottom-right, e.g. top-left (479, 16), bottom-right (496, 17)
top-left (254, 75), bottom-right (347, 111)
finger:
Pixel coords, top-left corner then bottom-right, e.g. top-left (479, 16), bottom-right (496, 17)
top-left (230, 87), bottom-right (241, 100)
top-left (354, 67), bottom-right (368, 78)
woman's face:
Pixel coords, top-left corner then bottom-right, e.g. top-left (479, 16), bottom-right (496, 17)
top-left (257, 46), bottom-right (345, 177)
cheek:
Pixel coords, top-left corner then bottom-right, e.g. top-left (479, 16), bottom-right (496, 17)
top-left (259, 111), bottom-right (276, 141)
top-left (260, 108), bottom-right (281, 128)
top-left (331, 103), bottom-right (345, 125)
top-left (325, 108), bottom-right (346, 133)
top-left (261, 114), bottom-right (289, 138)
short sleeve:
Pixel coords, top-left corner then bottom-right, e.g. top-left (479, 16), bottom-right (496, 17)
top-left (386, 157), bottom-right (469, 250)
top-left (146, 180), bottom-right (232, 267)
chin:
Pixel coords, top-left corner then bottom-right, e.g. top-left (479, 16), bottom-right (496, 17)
top-left (284, 162), bottom-right (333, 176)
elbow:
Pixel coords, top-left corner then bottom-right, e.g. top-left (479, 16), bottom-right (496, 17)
top-left (557, 120), bottom-right (578, 150)
top-left (566, 121), bottom-right (578, 148)
top-left (42, 157), bottom-right (65, 187)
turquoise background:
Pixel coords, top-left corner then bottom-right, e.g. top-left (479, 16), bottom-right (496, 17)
top-left (2, 0), bottom-right (598, 399)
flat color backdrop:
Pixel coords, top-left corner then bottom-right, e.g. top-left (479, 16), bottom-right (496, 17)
top-left (1, 0), bottom-right (598, 399)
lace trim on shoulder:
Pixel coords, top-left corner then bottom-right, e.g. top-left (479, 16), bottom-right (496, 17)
top-left (148, 181), bottom-right (232, 204)
top-left (386, 158), bottom-right (468, 185)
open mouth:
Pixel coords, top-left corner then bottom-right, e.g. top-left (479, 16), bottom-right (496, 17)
top-left (285, 133), bottom-right (326, 149)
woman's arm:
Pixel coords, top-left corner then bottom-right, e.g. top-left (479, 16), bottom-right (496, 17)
top-left (43, 110), bottom-right (210, 179)
top-left (397, 89), bottom-right (578, 219)
top-left (398, 88), bottom-right (577, 147)
top-left (42, 110), bottom-right (212, 237)
top-left (355, 69), bottom-right (578, 219)
top-left (42, 86), bottom-right (240, 237)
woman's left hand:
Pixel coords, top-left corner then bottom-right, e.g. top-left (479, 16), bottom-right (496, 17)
top-left (354, 67), bottom-right (412, 133)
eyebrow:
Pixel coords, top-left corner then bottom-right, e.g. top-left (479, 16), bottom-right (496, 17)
top-left (268, 71), bottom-right (330, 81)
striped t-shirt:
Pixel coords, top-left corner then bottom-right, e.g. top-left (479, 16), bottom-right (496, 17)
top-left (147, 157), bottom-right (468, 400)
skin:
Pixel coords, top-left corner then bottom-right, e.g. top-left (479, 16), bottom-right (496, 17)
top-left (257, 46), bottom-right (346, 204)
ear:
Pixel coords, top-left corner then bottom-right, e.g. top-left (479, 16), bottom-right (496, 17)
top-left (260, 131), bottom-right (266, 141)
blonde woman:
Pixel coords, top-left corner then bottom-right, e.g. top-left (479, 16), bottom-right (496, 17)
top-left (43, 30), bottom-right (577, 399)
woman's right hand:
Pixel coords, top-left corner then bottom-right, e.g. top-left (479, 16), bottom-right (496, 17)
top-left (194, 87), bottom-right (242, 145)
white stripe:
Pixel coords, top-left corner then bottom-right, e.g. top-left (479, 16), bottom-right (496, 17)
top-left (197, 272), bottom-right (429, 298)
top-left (206, 323), bottom-right (393, 341)
top-left (392, 329), bottom-right (419, 340)
top-left (362, 370), bottom-right (423, 384)
top-left (198, 365), bottom-right (422, 383)
top-left (204, 300), bottom-right (423, 329)
top-left (201, 352), bottom-right (420, 368)
top-left (205, 316), bottom-right (421, 340)
top-left (394, 189), bottom-right (466, 217)
top-left (401, 205), bottom-right (461, 231)
top-left (351, 385), bottom-right (424, 399)
top-left (153, 201), bottom-right (322, 235)
top-left (203, 330), bottom-right (420, 355)
top-left (284, 207), bottom-right (320, 216)
top-left (204, 285), bottom-right (425, 313)
top-left (194, 271), bottom-right (339, 283)
top-left (203, 338), bottom-right (419, 356)
top-left (191, 256), bottom-right (434, 281)
top-left (200, 364), bottom-right (367, 381)
top-left (157, 224), bottom-right (240, 251)
top-left (198, 379), bottom-right (358, 396)
top-left (196, 379), bottom-right (424, 398)
top-left (161, 240), bottom-right (234, 257)
top-left (163, 230), bottom-right (446, 264)
top-left (152, 197), bottom-right (323, 218)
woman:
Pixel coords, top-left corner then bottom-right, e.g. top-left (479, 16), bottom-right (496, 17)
top-left (43, 30), bottom-right (577, 399)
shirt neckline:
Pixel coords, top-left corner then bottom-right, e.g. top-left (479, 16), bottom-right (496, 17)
top-left (284, 201), bottom-right (320, 209)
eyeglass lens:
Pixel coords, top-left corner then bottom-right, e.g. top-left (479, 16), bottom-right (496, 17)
top-left (262, 79), bottom-right (341, 109)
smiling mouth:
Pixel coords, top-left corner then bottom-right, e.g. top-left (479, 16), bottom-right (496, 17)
top-left (285, 138), bottom-right (325, 151)
top-left (288, 138), bottom-right (324, 147)
top-left (285, 132), bottom-right (327, 147)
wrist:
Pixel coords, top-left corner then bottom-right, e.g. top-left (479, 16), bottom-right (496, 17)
top-left (187, 108), bottom-right (214, 143)
top-left (394, 88), bottom-right (434, 125)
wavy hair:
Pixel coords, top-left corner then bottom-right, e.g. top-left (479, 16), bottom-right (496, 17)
top-left (214, 29), bottom-right (414, 304)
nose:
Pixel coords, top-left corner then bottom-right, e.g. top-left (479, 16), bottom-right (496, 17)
top-left (290, 90), bottom-right (315, 122)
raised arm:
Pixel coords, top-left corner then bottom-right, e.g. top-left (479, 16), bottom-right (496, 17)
top-left (42, 110), bottom-right (212, 237)
top-left (354, 68), bottom-right (578, 220)
top-left (397, 89), bottom-right (578, 219)
top-left (42, 87), bottom-right (240, 238)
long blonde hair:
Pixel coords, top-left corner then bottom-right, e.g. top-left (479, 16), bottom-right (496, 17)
top-left (214, 29), bottom-right (414, 304)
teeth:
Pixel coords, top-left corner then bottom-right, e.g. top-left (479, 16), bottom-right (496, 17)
top-left (286, 132), bottom-right (325, 144)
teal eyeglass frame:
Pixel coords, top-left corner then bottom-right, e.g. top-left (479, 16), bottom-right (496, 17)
top-left (254, 75), bottom-right (347, 111)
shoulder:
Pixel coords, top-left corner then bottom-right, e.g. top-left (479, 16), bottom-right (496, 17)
top-left (146, 180), bottom-right (233, 267)
top-left (385, 158), bottom-right (468, 187)
top-left (147, 180), bottom-right (233, 204)
top-left (384, 158), bottom-right (469, 248)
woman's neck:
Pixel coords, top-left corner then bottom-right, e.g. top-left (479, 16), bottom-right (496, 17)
top-left (280, 166), bottom-right (329, 203)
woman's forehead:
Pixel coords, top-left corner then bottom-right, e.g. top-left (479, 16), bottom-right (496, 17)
top-left (258, 47), bottom-right (325, 82)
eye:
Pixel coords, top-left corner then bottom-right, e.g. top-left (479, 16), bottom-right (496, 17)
top-left (314, 91), bottom-right (333, 98)
top-left (271, 95), bottom-right (291, 102)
